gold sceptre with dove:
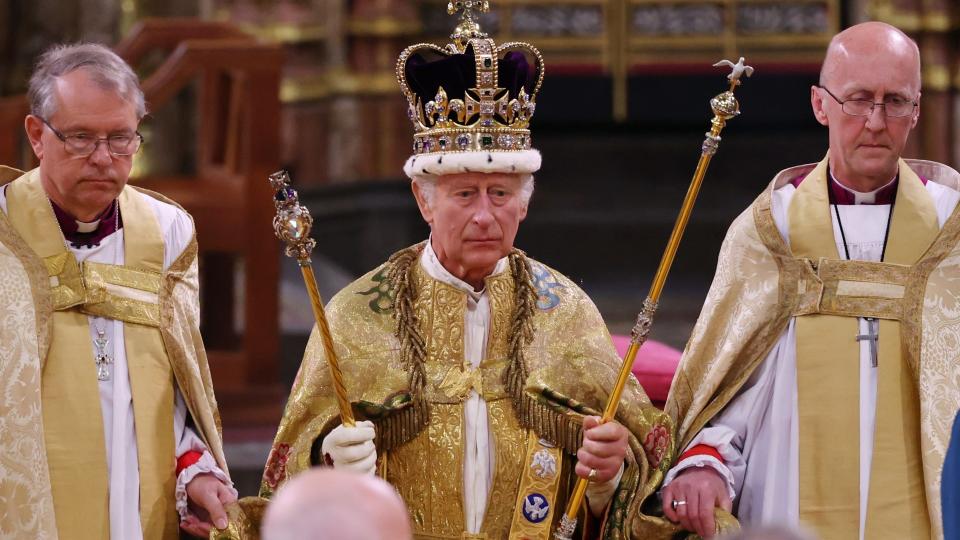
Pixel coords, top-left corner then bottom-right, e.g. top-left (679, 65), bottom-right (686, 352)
top-left (554, 58), bottom-right (753, 540)
top-left (268, 171), bottom-right (355, 427)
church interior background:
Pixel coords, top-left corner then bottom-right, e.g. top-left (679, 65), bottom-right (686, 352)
top-left (1, 0), bottom-right (957, 495)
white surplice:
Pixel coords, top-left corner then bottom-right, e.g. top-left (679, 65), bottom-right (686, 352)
top-left (662, 175), bottom-right (960, 539)
top-left (0, 187), bottom-right (233, 540)
top-left (419, 240), bottom-right (619, 533)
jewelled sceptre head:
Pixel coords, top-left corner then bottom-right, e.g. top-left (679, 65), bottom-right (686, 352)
top-left (269, 171), bottom-right (317, 264)
top-left (700, 57), bottom-right (753, 156)
top-left (554, 58), bottom-right (753, 540)
top-left (268, 170), bottom-right (355, 427)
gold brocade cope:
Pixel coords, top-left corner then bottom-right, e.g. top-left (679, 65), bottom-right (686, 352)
top-left (0, 165), bottom-right (57, 537)
top-left (256, 245), bottom-right (673, 540)
top-left (661, 155), bottom-right (960, 540)
top-left (788, 157), bottom-right (934, 539)
top-left (383, 400), bottom-right (528, 539)
top-left (384, 264), bottom-right (547, 538)
top-left (4, 170), bottom-right (178, 539)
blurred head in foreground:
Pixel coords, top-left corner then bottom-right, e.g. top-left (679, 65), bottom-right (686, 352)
top-left (719, 525), bottom-right (818, 540)
top-left (261, 468), bottom-right (412, 540)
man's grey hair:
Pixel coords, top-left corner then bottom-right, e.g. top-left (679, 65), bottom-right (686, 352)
top-left (413, 173), bottom-right (536, 208)
top-left (28, 43), bottom-right (146, 120)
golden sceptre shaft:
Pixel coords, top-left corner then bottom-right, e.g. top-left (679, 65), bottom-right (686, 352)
top-left (268, 171), bottom-right (355, 427)
top-left (554, 58), bottom-right (753, 539)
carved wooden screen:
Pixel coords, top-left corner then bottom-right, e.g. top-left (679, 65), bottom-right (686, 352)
top-left (116, 20), bottom-right (286, 427)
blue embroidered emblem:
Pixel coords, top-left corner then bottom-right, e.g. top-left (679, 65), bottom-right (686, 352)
top-left (529, 261), bottom-right (562, 311)
top-left (522, 493), bottom-right (550, 523)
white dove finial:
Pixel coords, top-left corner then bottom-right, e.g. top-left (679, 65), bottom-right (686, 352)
top-left (713, 57), bottom-right (754, 85)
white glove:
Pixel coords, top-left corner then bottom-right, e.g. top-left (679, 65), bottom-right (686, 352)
top-left (320, 420), bottom-right (377, 475)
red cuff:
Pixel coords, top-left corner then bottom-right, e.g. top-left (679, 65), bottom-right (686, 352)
top-left (176, 451), bottom-right (203, 475)
top-left (678, 444), bottom-right (723, 464)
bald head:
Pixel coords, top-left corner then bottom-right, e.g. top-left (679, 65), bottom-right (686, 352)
top-left (810, 21), bottom-right (922, 191)
top-left (262, 469), bottom-right (412, 540)
top-left (820, 21), bottom-right (921, 93)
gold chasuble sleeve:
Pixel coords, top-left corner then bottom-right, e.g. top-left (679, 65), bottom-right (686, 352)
top-left (656, 156), bottom-right (960, 540)
top-left (254, 245), bottom-right (674, 540)
top-left (0, 168), bottom-right (229, 540)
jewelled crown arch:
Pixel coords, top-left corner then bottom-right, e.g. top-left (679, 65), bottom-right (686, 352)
top-left (395, 16), bottom-right (545, 157)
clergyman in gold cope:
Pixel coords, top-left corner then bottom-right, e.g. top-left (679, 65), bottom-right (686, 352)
top-left (658, 21), bottom-right (960, 540)
top-left (0, 42), bottom-right (236, 539)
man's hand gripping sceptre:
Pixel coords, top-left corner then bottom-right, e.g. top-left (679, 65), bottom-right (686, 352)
top-left (268, 172), bottom-right (377, 474)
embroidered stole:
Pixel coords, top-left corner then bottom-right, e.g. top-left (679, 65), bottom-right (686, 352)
top-left (788, 158), bottom-right (935, 539)
top-left (6, 170), bottom-right (178, 539)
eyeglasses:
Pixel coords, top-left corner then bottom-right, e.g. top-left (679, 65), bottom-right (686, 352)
top-left (818, 86), bottom-right (917, 118)
top-left (39, 117), bottom-right (143, 157)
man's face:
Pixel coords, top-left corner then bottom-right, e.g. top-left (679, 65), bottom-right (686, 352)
top-left (811, 47), bottom-right (919, 187)
top-left (413, 172), bottom-right (528, 283)
top-left (25, 68), bottom-right (139, 220)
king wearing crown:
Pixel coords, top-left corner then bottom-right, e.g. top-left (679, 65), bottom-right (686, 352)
top-left (258, 3), bottom-right (673, 538)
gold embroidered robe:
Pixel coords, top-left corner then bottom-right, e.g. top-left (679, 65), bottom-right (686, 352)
top-left (0, 166), bottom-right (229, 539)
top-left (637, 157), bottom-right (960, 539)
top-left (260, 246), bottom-right (674, 539)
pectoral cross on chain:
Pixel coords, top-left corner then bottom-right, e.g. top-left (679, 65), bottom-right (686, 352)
top-left (856, 317), bottom-right (879, 368)
top-left (94, 327), bottom-right (113, 381)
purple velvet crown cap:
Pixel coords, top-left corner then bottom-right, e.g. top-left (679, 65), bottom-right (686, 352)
top-left (404, 42), bottom-right (537, 117)
top-left (399, 33), bottom-right (545, 178)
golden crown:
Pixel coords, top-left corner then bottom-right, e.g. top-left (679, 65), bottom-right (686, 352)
top-left (396, 1), bottom-right (544, 156)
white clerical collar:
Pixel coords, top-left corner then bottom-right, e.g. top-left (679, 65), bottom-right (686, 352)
top-left (75, 218), bottom-right (100, 233)
top-left (828, 169), bottom-right (897, 205)
top-left (420, 238), bottom-right (509, 298)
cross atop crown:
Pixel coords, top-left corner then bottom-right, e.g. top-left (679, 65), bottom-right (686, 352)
top-left (448, 0), bottom-right (490, 51)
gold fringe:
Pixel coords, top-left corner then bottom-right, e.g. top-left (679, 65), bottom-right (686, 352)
top-left (375, 243), bottom-right (431, 451)
top-left (373, 403), bottom-right (430, 451)
top-left (375, 243), bottom-right (584, 455)
top-left (515, 394), bottom-right (583, 455)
